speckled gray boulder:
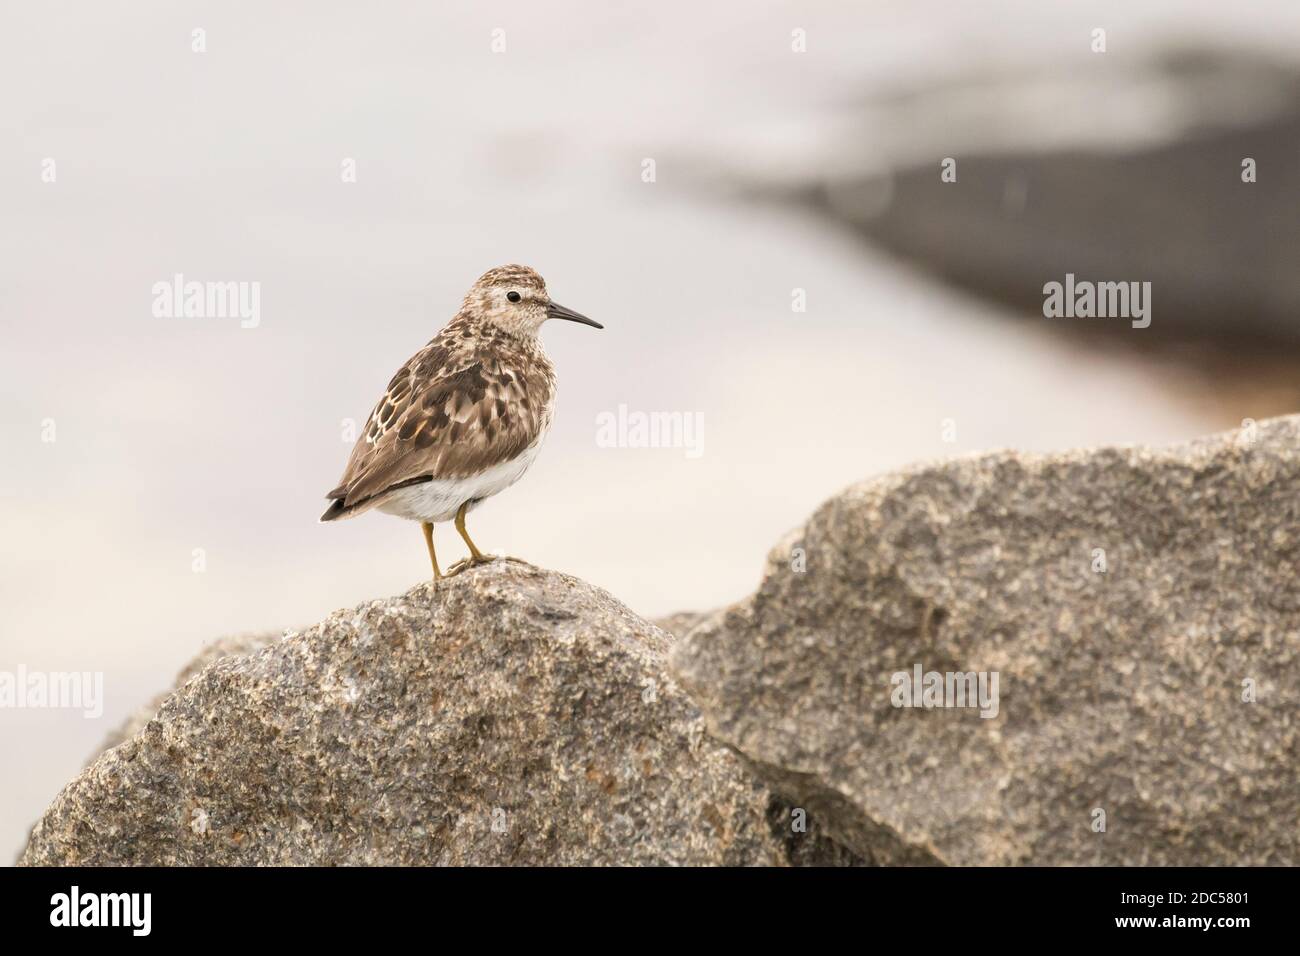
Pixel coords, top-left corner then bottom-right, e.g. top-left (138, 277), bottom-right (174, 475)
top-left (94, 631), bottom-right (282, 759)
top-left (671, 415), bottom-right (1300, 865)
top-left (21, 562), bottom-right (799, 865)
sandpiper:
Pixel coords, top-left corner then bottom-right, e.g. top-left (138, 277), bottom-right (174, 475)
top-left (321, 264), bottom-right (602, 580)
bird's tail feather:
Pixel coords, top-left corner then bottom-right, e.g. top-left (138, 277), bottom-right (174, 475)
top-left (319, 497), bottom-right (351, 522)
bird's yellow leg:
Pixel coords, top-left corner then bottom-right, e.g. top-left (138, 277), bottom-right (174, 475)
top-left (454, 502), bottom-right (490, 564)
top-left (422, 521), bottom-right (442, 581)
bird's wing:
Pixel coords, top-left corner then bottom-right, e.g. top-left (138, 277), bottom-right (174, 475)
top-left (329, 340), bottom-right (547, 508)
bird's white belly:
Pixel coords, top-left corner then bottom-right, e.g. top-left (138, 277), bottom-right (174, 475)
top-left (376, 440), bottom-right (544, 523)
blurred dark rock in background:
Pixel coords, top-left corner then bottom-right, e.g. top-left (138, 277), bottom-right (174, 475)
top-left (756, 49), bottom-right (1300, 419)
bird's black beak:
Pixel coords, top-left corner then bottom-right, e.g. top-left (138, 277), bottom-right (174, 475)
top-left (547, 300), bottom-right (603, 329)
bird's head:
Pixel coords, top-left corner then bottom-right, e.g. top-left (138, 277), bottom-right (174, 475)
top-left (462, 264), bottom-right (602, 338)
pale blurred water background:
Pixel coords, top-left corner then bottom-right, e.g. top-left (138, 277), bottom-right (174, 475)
top-left (4, 1), bottom-right (1300, 861)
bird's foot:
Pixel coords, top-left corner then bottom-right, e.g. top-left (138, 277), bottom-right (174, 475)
top-left (445, 554), bottom-right (498, 578)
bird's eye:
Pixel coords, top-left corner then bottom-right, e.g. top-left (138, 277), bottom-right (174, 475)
top-left (507, 291), bottom-right (521, 303)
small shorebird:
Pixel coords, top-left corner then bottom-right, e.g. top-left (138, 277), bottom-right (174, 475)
top-left (321, 265), bottom-right (602, 580)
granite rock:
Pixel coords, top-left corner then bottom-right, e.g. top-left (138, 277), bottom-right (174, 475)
top-left (671, 415), bottom-right (1300, 865)
top-left (21, 562), bottom-right (801, 865)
